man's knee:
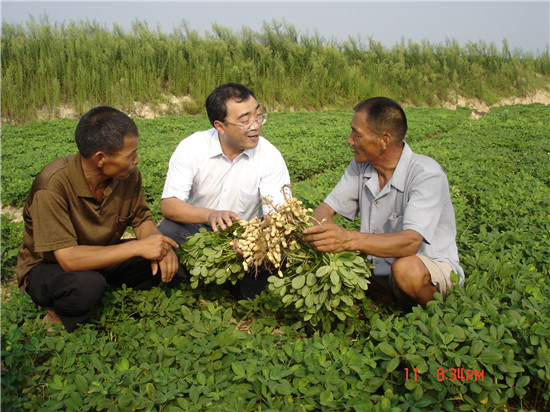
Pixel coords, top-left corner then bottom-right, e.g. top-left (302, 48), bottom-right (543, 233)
top-left (391, 256), bottom-right (438, 305)
top-left (53, 271), bottom-right (108, 316)
top-left (159, 218), bottom-right (188, 246)
top-left (391, 256), bottom-right (432, 293)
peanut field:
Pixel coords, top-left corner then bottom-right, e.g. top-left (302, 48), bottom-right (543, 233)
top-left (1, 104), bottom-right (549, 411)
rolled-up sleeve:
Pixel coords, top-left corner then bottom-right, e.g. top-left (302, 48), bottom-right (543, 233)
top-left (32, 190), bottom-right (78, 252)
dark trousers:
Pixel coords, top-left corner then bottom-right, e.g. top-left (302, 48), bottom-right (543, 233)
top-left (158, 218), bottom-right (269, 299)
top-left (26, 256), bottom-right (161, 332)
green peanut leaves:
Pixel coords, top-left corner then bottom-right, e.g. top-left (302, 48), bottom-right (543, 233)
top-left (177, 227), bottom-right (244, 287)
top-left (268, 251), bottom-right (372, 330)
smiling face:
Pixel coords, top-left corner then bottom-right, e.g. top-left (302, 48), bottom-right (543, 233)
top-left (214, 96), bottom-right (262, 159)
top-left (346, 111), bottom-right (386, 164)
top-left (100, 134), bottom-right (139, 180)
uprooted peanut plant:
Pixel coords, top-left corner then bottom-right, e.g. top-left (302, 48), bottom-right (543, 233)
top-left (177, 186), bottom-right (372, 330)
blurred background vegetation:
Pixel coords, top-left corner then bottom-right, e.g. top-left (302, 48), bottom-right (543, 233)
top-left (2, 16), bottom-right (549, 125)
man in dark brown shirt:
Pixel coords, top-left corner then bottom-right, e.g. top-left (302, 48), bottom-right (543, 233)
top-left (16, 106), bottom-right (179, 332)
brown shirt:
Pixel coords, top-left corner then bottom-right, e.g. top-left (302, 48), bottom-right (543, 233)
top-left (16, 154), bottom-right (152, 289)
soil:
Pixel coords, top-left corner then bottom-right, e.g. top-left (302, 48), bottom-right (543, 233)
top-left (31, 90), bottom-right (550, 123)
top-left (439, 89), bottom-right (550, 119)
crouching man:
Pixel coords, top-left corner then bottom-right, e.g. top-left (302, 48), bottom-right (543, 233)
top-left (303, 97), bottom-right (464, 306)
top-left (16, 106), bottom-right (179, 332)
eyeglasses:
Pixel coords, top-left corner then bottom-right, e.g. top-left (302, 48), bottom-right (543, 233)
top-left (224, 113), bottom-right (267, 132)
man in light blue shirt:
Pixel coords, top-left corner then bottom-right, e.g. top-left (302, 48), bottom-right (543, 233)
top-left (304, 97), bottom-right (464, 306)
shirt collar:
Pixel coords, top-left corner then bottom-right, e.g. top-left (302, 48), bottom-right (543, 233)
top-left (361, 141), bottom-right (412, 193)
top-left (69, 153), bottom-right (118, 199)
top-left (388, 141), bottom-right (412, 192)
top-left (208, 128), bottom-right (255, 160)
top-left (69, 154), bottom-right (92, 197)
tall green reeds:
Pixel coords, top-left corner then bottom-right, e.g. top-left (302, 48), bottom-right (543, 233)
top-left (1, 16), bottom-right (549, 124)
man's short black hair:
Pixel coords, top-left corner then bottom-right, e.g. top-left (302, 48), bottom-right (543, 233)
top-left (205, 83), bottom-right (256, 126)
top-left (75, 106), bottom-right (139, 158)
top-left (354, 97), bottom-right (408, 142)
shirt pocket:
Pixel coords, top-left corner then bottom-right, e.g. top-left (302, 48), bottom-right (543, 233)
top-left (386, 212), bottom-right (404, 233)
top-left (237, 189), bottom-right (261, 220)
top-left (113, 212), bottom-right (134, 238)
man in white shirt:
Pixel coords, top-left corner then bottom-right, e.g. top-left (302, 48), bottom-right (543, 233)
top-left (303, 97), bottom-right (464, 306)
top-left (159, 83), bottom-right (290, 297)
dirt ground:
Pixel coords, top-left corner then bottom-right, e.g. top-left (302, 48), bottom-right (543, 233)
top-left (33, 90), bottom-right (550, 123)
top-left (440, 89), bottom-right (550, 119)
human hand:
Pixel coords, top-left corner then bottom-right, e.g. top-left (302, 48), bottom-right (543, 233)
top-left (152, 248), bottom-right (179, 282)
top-left (302, 223), bottom-right (350, 253)
top-left (138, 234), bottom-right (179, 265)
top-left (232, 238), bottom-right (244, 256)
top-left (208, 210), bottom-right (240, 232)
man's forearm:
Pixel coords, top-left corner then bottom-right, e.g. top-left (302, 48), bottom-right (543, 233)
top-left (348, 229), bottom-right (423, 258)
top-left (134, 219), bottom-right (161, 239)
top-left (53, 242), bottom-right (141, 272)
top-left (312, 202), bottom-right (336, 225)
top-left (161, 197), bottom-right (211, 224)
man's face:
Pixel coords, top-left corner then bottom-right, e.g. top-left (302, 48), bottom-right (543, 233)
top-left (346, 111), bottom-right (384, 164)
top-left (216, 96), bottom-right (262, 156)
top-left (101, 135), bottom-right (139, 180)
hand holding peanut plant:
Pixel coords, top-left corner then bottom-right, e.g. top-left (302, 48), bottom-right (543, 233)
top-left (177, 186), bottom-right (372, 329)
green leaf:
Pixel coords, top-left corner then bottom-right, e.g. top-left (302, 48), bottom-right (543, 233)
top-left (274, 381), bottom-right (293, 395)
top-left (49, 374), bottom-right (63, 390)
top-left (292, 275), bottom-right (306, 290)
top-left (330, 271), bottom-right (340, 286)
top-left (145, 382), bottom-right (156, 400)
top-left (515, 375), bottom-right (530, 388)
top-left (231, 363), bottom-right (245, 377)
top-left (469, 340), bottom-right (484, 357)
top-left (478, 349), bottom-right (503, 364)
top-left (316, 265), bottom-right (331, 278)
top-left (118, 357), bottom-right (129, 371)
top-left (378, 342), bottom-right (398, 358)
top-left (395, 337), bottom-right (404, 354)
top-left (282, 294), bottom-right (294, 304)
top-left (223, 307), bottom-right (233, 322)
top-left (386, 356), bottom-right (400, 372)
top-left (74, 374), bottom-right (88, 393)
top-left (269, 276), bottom-right (284, 288)
top-left (320, 389), bottom-right (333, 402)
top-left (189, 385), bottom-right (200, 404)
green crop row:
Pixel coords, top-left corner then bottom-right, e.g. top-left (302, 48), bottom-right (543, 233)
top-left (2, 105), bottom-right (549, 410)
top-left (2, 17), bottom-right (549, 124)
top-left (0, 106), bottom-right (474, 213)
top-left (2, 269), bottom-right (548, 410)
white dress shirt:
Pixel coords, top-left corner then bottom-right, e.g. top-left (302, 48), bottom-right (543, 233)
top-left (162, 128), bottom-right (290, 221)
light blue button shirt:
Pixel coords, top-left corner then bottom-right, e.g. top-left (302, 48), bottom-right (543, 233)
top-left (325, 142), bottom-right (464, 285)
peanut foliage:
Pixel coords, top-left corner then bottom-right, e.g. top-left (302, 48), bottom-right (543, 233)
top-left (178, 190), bottom-right (372, 329)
